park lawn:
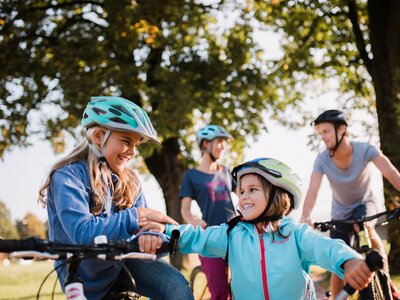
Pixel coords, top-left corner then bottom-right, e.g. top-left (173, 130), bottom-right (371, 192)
top-left (0, 260), bottom-right (64, 299)
top-left (0, 260), bottom-right (399, 300)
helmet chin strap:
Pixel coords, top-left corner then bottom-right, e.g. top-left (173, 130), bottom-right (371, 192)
top-left (87, 129), bottom-right (113, 214)
top-left (205, 141), bottom-right (217, 162)
top-left (329, 125), bottom-right (346, 157)
top-left (87, 129), bottom-right (111, 160)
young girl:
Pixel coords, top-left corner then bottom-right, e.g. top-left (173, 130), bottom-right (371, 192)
top-left (180, 125), bottom-right (236, 300)
top-left (39, 96), bottom-right (193, 300)
top-left (154, 157), bottom-right (372, 299)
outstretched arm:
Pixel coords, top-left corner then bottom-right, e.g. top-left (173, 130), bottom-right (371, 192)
top-left (181, 197), bottom-right (207, 228)
top-left (373, 153), bottom-right (400, 192)
top-left (343, 259), bottom-right (371, 291)
top-left (137, 207), bottom-right (178, 227)
top-left (300, 172), bottom-right (323, 226)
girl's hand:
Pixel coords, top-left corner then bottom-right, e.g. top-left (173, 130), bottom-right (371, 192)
top-left (343, 259), bottom-right (372, 290)
top-left (189, 217), bottom-right (207, 229)
top-left (137, 207), bottom-right (178, 226)
top-left (138, 233), bottom-right (163, 254)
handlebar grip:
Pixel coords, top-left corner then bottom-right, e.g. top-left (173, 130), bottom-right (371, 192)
top-left (0, 237), bottom-right (47, 252)
top-left (169, 230), bottom-right (180, 255)
top-left (337, 250), bottom-right (385, 299)
top-left (340, 283), bottom-right (356, 297)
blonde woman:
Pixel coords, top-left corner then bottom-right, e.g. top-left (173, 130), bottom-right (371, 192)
top-left (39, 96), bottom-right (193, 300)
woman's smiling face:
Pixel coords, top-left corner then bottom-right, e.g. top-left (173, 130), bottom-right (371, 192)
top-left (238, 174), bottom-right (268, 221)
top-left (104, 130), bottom-right (142, 174)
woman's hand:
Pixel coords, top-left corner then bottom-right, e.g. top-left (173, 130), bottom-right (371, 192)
top-left (137, 207), bottom-right (178, 227)
top-left (343, 259), bottom-right (372, 291)
top-left (138, 221), bottom-right (166, 233)
top-left (299, 216), bottom-right (315, 228)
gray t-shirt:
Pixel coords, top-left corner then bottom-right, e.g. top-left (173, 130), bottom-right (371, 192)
top-left (313, 141), bottom-right (380, 219)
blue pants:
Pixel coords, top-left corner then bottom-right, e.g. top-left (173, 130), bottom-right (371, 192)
top-left (330, 200), bottom-right (378, 246)
top-left (105, 258), bottom-right (194, 300)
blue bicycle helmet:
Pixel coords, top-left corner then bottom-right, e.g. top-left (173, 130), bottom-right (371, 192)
top-left (196, 125), bottom-right (232, 148)
top-left (82, 96), bottom-right (159, 144)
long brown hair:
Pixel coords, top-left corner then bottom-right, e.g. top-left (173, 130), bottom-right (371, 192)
top-left (38, 126), bottom-right (141, 215)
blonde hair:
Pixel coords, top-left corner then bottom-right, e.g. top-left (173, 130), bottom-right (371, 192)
top-left (39, 126), bottom-right (140, 215)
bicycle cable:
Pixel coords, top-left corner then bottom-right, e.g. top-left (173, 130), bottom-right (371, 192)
top-left (36, 260), bottom-right (67, 300)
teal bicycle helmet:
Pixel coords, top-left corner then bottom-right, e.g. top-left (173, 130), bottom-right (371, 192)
top-left (82, 96), bottom-right (159, 144)
top-left (232, 157), bottom-right (302, 211)
top-left (196, 125), bottom-right (232, 147)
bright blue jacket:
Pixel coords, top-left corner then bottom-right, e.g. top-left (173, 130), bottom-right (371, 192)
top-left (166, 217), bottom-right (362, 300)
top-left (47, 160), bottom-right (146, 300)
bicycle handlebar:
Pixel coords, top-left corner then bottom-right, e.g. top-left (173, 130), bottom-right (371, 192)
top-left (314, 207), bottom-right (400, 231)
top-left (336, 250), bottom-right (385, 300)
top-left (0, 230), bottom-right (181, 260)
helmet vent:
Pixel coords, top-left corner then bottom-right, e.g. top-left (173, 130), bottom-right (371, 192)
top-left (109, 117), bottom-right (128, 124)
top-left (114, 105), bottom-right (134, 118)
top-left (93, 107), bottom-right (107, 115)
top-left (109, 107), bottom-right (122, 116)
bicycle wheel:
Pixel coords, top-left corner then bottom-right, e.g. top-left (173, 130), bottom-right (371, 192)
top-left (357, 270), bottom-right (393, 300)
top-left (189, 266), bottom-right (210, 300)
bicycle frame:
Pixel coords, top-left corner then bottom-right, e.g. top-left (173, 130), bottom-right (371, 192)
top-left (314, 207), bottom-right (400, 300)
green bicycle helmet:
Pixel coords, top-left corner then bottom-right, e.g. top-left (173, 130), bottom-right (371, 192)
top-left (82, 96), bottom-right (159, 143)
top-left (196, 125), bottom-right (232, 147)
top-left (232, 157), bottom-right (302, 211)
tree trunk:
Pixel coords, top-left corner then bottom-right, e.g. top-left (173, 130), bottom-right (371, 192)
top-left (145, 137), bottom-right (187, 269)
top-left (368, 0), bottom-right (400, 274)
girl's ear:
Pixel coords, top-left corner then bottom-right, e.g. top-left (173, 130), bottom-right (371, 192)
top-left (92, 127), bottom-right (105, 147)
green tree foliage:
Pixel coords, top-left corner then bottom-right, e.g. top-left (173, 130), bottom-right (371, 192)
top-left (1, 0), bottom-right (399, 271)
top-left (16, 213), bottom-right (47, 239)
top-left (0, 201), bottom-right (19, 239)
top-left (251, 0), bottom-right (400, 273)
top-left (0, 1), bottom-right (286, 215)
top-left (0, 0), bottom-right (287, 266)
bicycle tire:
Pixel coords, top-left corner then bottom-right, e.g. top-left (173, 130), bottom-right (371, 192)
top-left (189, 266), bottom-right (210, 300)
top-left (357, 270), bottom-right (393, 300)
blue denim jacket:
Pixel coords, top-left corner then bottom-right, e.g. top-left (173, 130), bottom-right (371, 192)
top-left (47, 160), bottom-right (146, 299)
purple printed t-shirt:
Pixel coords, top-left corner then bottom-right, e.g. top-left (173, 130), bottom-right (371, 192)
top-left (180, 166), bottom-right (236, 226)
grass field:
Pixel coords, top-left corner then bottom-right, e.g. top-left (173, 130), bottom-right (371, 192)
top-left (0, 260), bottom-right (399, 299)
top-left (0, 260), bottom-right (64, 300)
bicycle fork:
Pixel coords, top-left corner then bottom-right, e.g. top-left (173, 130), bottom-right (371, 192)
top-left (65, 257), bottom-right (87, 300)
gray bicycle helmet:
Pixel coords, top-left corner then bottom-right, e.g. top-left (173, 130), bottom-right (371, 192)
top-left (232, 157), bottom-right (302, 210)
top-left (82, 96), bottom-right (159, 143)
top-left (196, 125), bottom-right (232, 148)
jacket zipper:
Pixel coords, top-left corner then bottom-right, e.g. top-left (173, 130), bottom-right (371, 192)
top-left (258, 229), bottom-right (270, 300)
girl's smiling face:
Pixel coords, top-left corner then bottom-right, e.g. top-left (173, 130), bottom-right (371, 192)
top-left (104, 130), bottom-right (142, 174)
top-left (238, 174), bottom-right (268, 221)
